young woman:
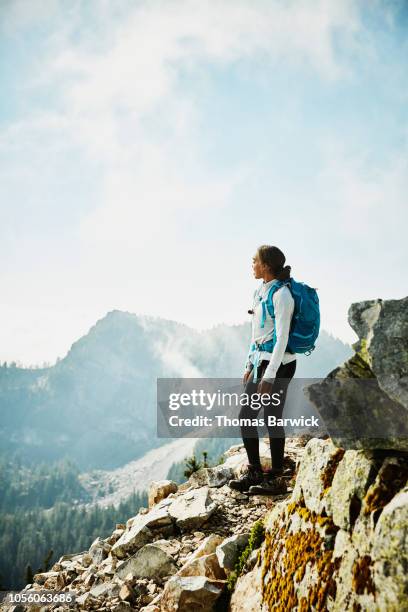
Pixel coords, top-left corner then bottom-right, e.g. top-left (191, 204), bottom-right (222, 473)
top-left (229, 245), bottom-right (297, 494)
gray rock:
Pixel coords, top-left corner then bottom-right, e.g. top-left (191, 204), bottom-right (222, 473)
top-left (160, 575), bottom-right (224, 611)
top-left (216, 533), bottom-right (250, 573)
top-left (111, 504), bottom-right (174, 558)
top-left (306, 296), bottom-right (408, 451)
top-left (116, 543), bottom-right (177, 583)
top-left (327, 450), bottom-right (380, 530)
top-left (89, 537), bottom-right (107, 564)
top-left (291, 437), bottom-right (341, 514)
top-left (89, 580), bottom-right (119, 598)
top-left (372, 487), bottom-right (408, 610)
top-left (111, 525), bottom-right (153, 559)
top-left (188, 465), bottom-right (234, 488)
top-left (349, 297), bottom-right (408, 406)
top-left (229, 564), bottom-right (263, 611)
top-left (168, 487), bottom-right (218, 530)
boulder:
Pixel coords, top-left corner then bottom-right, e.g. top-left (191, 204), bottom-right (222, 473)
top-left (160, 575), bottom-right (224, 611)
top-left (188, 534), bottom-right (224, 561)
top-left (216, 533), bottom-right (250, 574)
top-left (111, 503), bottom-right (174, 558)
top-left (188, 466), bottom-right (233, 488)
top-left (349, 297), bottom-right (408, 406)
top-left (178, 552), bottom-right (226, 580)
top-left (291, 437), bottom-right (343, 514)
top-left (229, 564), bottom-right (263, 611)
top-left (89, 580), bottom-right (119, 598)
top-left (306, 296), bottom-right (408, 451)
top-left (372, 487), bottom-right (408, 610)
top-left (168, 487), bottom-right (218, 530)
top-left (327, 450), bottom-right (380, 530)
top-left (115, 544), bottom-right (177, 583)
top-left (148, 480), bottom-right (178, 508)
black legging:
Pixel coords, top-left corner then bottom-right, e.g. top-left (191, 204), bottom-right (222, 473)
top-left (239, 359), bottom-right (297, 470)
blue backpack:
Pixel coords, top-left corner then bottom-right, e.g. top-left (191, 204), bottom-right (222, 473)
top-left (260, 278), bottom-right (320, 355)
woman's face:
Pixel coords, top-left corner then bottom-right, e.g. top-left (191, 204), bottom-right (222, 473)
top-left (252, 253), bottom-right (265, 279)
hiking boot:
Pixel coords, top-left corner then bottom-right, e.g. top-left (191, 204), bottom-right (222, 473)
top-left (228, 463), bottom-right (264, 492)
top-left (248, 470), bottom-right (287, 496)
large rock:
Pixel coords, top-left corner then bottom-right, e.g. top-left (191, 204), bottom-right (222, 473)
top-left (305, 296), bottom-right (408, 451)
top-left (291, 437), bottom-right (344, 514)
top-left (148, 480), bottom-right (178, 508)
top-left (111, 524), bottom-right (153, 559)
top-left (188, 465), bottom-right (234, 488)
top-left (115, 543), bottom-right (177, 583)
top-left (229, 564), bottom-right (263, 611)
top-left (168, 487), bottom-right (218, 530)
top-left (89, 536), bottom-right (109, 564)
top-left (111, 502), bottom-right (173, 558)
top-left (188, 534), bottom-right (224, 561)
top-left (160, 575), bottom-right (224, 611)
top-left (349, 297), bottom-right (408, 406)
top-left (372, 487), bottom-right (408, 610)
top-left (89, 580), bottom-right (119, 598)
top-left (327, 450), bottom-right (380, 530)
top-left (178, 552), bottom-right (226, 580)
top-left (216, 533), bottom-right (250, 574)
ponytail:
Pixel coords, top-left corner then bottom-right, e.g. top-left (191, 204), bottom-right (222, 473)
top-left (257, 245), bottom-right (291, 280)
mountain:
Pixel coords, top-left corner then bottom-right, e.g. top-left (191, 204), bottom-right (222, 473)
top-left (0, 311), bottom-right (352, 471)
top-left (8, 295), bottom-right (407, 611)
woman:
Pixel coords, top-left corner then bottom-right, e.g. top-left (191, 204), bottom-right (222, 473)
top-left (228, 245), bottom-right (297, 495)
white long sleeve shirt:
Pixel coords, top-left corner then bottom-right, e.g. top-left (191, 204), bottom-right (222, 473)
top-left (245, 278), bottom-right (296, 379)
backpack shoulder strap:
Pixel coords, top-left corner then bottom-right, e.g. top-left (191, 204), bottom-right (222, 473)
top-left (260, 281), bottom-right (284, 328)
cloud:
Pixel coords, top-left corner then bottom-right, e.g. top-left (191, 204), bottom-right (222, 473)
top-left (1, 0), bottom-right (405, 364)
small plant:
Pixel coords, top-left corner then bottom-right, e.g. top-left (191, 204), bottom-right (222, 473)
top-left (183, 455), bottom-right (202, 478)
top-left (202, 451), bottom-right (208, 468)
top-left (227, 520), bottom-right (266, 592)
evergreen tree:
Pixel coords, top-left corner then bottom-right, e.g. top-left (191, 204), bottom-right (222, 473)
top-left (183, 455), bottom-right (202, 478)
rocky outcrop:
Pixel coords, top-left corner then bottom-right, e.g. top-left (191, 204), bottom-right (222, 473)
top-left (306, 296), bottom-right (408, 451)
top-left (231, 437), bottom-right (408, 611)
top-left (4, 435), bottom-right (407, 611)
top-left (2, 438), bottom-right (301, 612)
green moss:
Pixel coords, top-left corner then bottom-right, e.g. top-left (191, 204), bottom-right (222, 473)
top-left (358, 338), bottom-right (372, 367)
top-left (345, 351), bottom-right (375, 379)
top-left (227, 519), bottom-right (266, 592)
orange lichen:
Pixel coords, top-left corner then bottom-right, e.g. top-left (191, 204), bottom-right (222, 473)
top-left (363, 458), bottom-right (408, 522)
top-left (260, 498), bottom-right (340, 611)
top-left (352, 555), bottom-right (376, 596)
top-left (320, 448), bottom-right (345, 498)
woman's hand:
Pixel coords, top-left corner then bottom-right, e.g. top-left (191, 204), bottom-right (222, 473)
top-left (258, 378), bottom-right (274, 395)
top-left (242, 370), bottom-right (252, 386)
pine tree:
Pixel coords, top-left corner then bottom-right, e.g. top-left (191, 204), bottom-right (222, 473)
top-left (202, 451), bottom-right (208, 468)
top-left (183, 455), bottom-right (202, 478)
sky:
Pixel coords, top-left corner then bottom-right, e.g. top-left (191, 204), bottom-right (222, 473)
top-left (0, 0), bottom-right (407, 366)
